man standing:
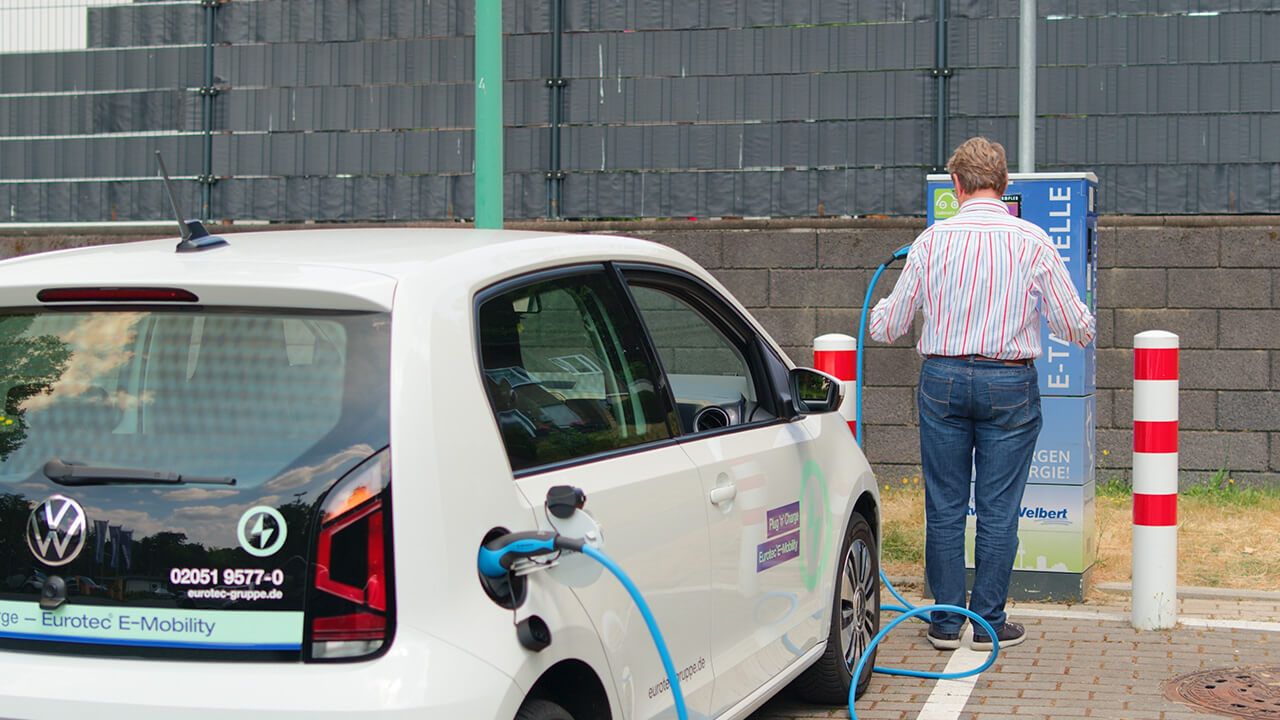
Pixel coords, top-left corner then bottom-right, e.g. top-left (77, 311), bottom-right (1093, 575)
top-left (869, 137), bottom-right (1095, 650)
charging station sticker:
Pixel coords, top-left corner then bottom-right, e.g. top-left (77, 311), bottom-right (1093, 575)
top-left (1002, 193), bottom-right (1022, 217)
top-left (756, 531), bottom-right (799, 572)
top-left (0, 600), bottom-right (302, 650)
top-left (757, 502), bottom-right (802, 572)
top-left (766, 502), bottom-right (800, 537)
top-left (933, 188), bottom-right (961, 219)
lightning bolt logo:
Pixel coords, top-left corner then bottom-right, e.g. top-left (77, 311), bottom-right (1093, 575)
top-left (251, 514), bottom-right (275, 549)
top-left (237, 506), bottom-right (287, 557)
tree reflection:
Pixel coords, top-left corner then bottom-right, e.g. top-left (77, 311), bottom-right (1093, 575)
top-left (135, 530), bottom-right (209, 573)
top-left (0, 493), bottom-right (32, 583)
top-left (0, 316), bottom-right (71, 461)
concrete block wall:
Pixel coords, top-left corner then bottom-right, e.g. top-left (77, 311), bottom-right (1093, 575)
top-left (4, 217), bottom-right (1280, 489)
top-left (629, 217), bottom-right (1280, 490)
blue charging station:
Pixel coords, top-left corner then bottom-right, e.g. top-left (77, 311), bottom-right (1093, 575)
top-left (926, 172), bottom-right (1098, 601)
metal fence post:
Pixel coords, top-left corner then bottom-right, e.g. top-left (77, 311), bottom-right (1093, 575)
top-left (475, 0), bottom-right (504, 229)
top-left (200, 0), bottom-right (219, 221)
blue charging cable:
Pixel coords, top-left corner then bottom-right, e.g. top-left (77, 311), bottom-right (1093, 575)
top-left (478, 532), bottom-right (689, 720)
top-left (579, 543), bottom-right (689, 720)
top-left (853, 594), bottom-right (1000, 720)
top-left (847, 243), bottom-right (1005, 719)
top-left (480, 529), bottom-right (1002, 720)
top-left (854, 244), bottom-right (911, 442)
top-left (480, 252), bottom-right (1009, 720)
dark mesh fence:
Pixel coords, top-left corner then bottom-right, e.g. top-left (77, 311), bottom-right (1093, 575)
top-left (1, 0), bottom-right (1277, 222)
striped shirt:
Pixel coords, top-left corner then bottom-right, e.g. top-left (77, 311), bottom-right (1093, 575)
top-left (869, 197), bottom-right (1096, 359)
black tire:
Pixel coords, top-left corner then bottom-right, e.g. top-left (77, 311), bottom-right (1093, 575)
top-left (515, 698), bottom-right (576, 720)
top-left (791, 513), bottom-right (880, 704)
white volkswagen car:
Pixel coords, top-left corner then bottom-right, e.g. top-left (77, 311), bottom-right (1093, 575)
top-left (0, 228), bottom-right (880, 719)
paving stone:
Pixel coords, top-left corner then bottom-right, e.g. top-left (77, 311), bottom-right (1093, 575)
top-left (747, 587), bottom-right (1280, 720)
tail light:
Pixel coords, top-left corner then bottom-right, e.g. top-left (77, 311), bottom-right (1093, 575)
top-left (306, 449), bottom-right (394, 661)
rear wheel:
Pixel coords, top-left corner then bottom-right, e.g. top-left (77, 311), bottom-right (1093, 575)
top-left (515, 698), bottom-right (576, 720)
top-left (791, 513), bottom-right (879, 704)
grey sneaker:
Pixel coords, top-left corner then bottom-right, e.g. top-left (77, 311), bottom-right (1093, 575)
top-left (926, 625), bottom-right (962, 650)
top-left (971, 621), bottom-right (1026, 650)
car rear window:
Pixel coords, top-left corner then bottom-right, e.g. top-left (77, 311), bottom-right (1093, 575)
top-left (1, 311), bottom-right (361, 485)
top-left (0, 308), bottom-right (390, 659)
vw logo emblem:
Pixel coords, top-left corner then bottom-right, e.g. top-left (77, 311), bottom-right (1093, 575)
top-left (27, 494), bottom-right (88, 567)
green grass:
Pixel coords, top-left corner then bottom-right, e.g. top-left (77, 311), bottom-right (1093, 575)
top-left (1098, 472), bottom-right (1279, 507)
top-left (1181, 480), bottom-right (1271, 507)
top-left (881, 521), bottom-right (924, 565)
top-left (1096, 476), bottom-right (1132, 499)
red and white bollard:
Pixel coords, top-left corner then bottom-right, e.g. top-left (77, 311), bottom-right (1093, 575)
top-left (813, 333), bottom-right (857, 439)
top-left (1132, 330), bottom-right (1179, 630)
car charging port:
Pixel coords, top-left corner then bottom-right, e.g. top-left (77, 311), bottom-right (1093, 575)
top-left (477, 527), bottom-right (527, 608)
top-left (475, 523), bottom-right (689, 719)
top-left (476, 488), bottom-right (585, 609)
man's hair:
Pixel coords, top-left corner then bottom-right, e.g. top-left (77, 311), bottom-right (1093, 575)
top-left (946, 137), bottom-right (1008, 194)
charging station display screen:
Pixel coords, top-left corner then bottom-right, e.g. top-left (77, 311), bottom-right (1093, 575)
top-left (1002, 193), bottom-right (1022, 217)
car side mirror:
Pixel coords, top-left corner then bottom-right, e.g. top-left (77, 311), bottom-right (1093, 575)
top-left (788, 368), bottom-right (843, 415)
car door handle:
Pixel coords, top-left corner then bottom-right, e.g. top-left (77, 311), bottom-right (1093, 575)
top-left (709, 484), bottom-right (737, 505)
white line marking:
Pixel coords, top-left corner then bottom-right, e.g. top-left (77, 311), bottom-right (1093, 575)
top-left (914, 629), bottom-right (985, 720)
top-left (1179, 617), bottom-right (1280, 633)
top-left (1013, 606), bottom-right (1280, 634)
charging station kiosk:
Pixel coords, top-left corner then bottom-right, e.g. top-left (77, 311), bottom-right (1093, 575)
top-left (926, 172), bottom-right (1098, 601)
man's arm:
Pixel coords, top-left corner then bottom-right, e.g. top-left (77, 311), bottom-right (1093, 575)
top-left (869, 240), bottom-right (925, 343)
top-left (1032, 244), bottom-right (1096, 347)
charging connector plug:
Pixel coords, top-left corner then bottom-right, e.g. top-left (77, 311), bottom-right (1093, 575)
top-left (477, 531), bottom-right (561, 578)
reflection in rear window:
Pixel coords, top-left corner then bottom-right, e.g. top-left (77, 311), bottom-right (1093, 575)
top-left (0, 310), bottom-right (371, 488)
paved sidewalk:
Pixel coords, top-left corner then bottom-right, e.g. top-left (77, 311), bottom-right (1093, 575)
top-left (749, 585), bottom-right (1280, 720)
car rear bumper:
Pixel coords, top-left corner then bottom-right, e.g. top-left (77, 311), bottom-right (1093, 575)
top-left (0, 625), bottom-right (517, 719)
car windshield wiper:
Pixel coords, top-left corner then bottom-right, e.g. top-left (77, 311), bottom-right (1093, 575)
top-left (42, 458), bottom-right (236, 487)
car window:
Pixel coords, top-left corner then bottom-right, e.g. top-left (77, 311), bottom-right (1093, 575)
top-left (626, 282), bottom-right (777, 432)
top-left (477, 272), bottom-right (673, 472)
top-left (0, 310), bottom-right (386, 487)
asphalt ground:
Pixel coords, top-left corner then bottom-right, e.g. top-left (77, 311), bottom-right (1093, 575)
top-left (749, 584), bottom-right (1280, 720)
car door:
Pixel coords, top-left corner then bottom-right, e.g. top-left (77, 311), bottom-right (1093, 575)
top-left (620, 268), bottom-right (826, 715)
top-left (475, 267), bottom-right (716, 719)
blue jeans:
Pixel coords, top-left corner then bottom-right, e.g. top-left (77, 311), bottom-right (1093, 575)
top-left (918, 357), bottom-right (1042, 634)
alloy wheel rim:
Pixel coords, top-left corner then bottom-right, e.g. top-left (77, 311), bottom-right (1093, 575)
top-left (839, 537), bottom-right (876, 671)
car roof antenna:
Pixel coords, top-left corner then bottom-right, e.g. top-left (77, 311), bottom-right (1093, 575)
top-left (155, 150), bottom-right (228, 253)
